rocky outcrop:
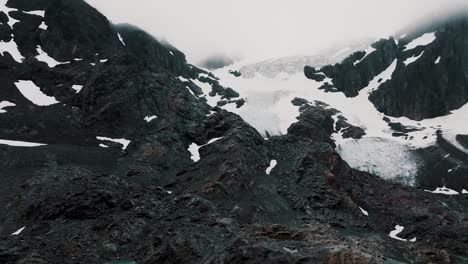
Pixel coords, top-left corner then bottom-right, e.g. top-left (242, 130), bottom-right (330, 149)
top-left (305, 15), bottom-right (468, 120)
top-left (0, 0), bottom-right (467, 263)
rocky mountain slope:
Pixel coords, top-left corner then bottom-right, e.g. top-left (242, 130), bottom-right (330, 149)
top-left (305, 16), bottom-right (468, 121)
top-left (0, 0), bottom-right (467, 263)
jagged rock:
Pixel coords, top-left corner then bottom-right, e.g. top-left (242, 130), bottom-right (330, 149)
top-left (0, 0), bottom-right (467, 263)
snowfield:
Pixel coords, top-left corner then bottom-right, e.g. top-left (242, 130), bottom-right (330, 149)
top-left (205, 41), bottom-right (468, 182)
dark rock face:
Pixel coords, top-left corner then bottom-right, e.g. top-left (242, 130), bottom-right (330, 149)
top-left (0, 0), bottom-right (468, 263)
top-left (305, 16), bottom-right (468, 120)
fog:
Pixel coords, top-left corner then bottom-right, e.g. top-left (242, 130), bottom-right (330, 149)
top-left (86, 0), bottom-right (468, 65)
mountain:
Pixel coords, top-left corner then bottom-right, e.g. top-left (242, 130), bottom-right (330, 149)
top-left (0, 0), bottom-right (467, 263)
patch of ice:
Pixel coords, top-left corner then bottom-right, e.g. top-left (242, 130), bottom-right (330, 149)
top-left (265, 159), bottom-right (277, 175)
top-left (15, 80), bottom-right (59, 106)
top-left (117, 33), bottom-right (126, 46)
top-left (36, 46), bottom-right (64, 67)
top-left (96, 136), bottom-right (131, 150)
top-left (359, 207), bottom-right (369, 216)
top-left (425, 186), bottom-right (459, 195)
top-left (0, 101), bottom-right (15, 113)
top-left (403, 51), bottom-right (424, 66)
top-left (339, 138), bottom-right (419, 185)
top-left (0, 139), bottom-right (46, 147)
top-left (11, 226), bottom-right (25, 236)
top-left (144, 115), bottom-right (157, 122)
top-left (71, 85), bottom-right (83, 93)
top-left (353, 45), bottom-right (376, 66)
top-left (0, 40), bottom-right (24, 63)
top-left (404, 32), bottom-right (436, 51)
top-left (435, 56), bottom-right (441, 64)
top-left (188, 137), bottom-right (223, 163)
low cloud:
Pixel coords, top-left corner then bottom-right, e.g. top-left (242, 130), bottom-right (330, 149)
top-left (86, 0), bottom-right (468, 65)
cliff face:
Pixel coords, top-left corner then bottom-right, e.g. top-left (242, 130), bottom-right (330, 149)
top-left (305, 16), bottom-right (468, 120)
top-left (0, 0), bottom-right (467, 263)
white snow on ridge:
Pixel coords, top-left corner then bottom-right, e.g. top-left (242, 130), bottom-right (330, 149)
top-left (96, 136), bottom-right (131, 150)
top-left (15, 80), bottom-right (59, 106)
top-left (0, 101), bottom-right (15, 113)
top-left (265, 159), bottom-right (277, 175)
top-left (403, 51), bottom-right (424, 66)
top-left (425, 186), bottom-right (460, 195)
top-left (353, 45), bottom-right (376, 66)
top-left (0, 139), bottom-right (46, 147)
top-left (404, 32), bottom-right (436, 51)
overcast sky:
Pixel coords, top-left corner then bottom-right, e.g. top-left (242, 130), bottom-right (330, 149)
top-left (86, 0), bottom-right (468, 65)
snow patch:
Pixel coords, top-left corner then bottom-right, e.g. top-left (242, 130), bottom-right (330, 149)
top-left (100, 59), bottom-right (108, 63)
top-left (99, 143), bottom-right (109, 148)
top-left (359, 207), bottom-right (369, 216)
top-left (425, 186), bottom-right (459, 195)
top-left (188, 137), bottom-right (223, 162)
top-left (144, 115), bottom-right (157, 122)
top-left (389, 225), bottom-right (415, 242)
top-left (0, 101), bottom-right (15, 113)
top-left (11, 226), bottom-right (25, 236)
top-left (117, 33), bottom-right (126, 46)
top-left (0, 139), bottom-right (46, 147)
top-left (0, 40), bottom-right (24, 63)
top-left (435, 56), bottom-right (441, 64)
top-left (71, 85), bottom-right (83, 93)
top-left (15, 80), bottom-right (59, 106)
top-left (265, 159), bottom-right (277, 175)
top-left (404, 32), bottom-right (436, 51)
top-left (24, 10), bottom-right (45, 17)
top-left (353, 45), bottom-right (376, 66)
top-left (39, 21), bottom-right (47, 30)
top-left (403, 51), bottom-right (424, 66)
top-left (169, 51), bottom-right (174, 56)
top-left (462, 189), bottom-right (468, 194)
top-left (36, 46), bottom-right (64, 67)
top-left (96, 136), bottom-right (131, 150)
